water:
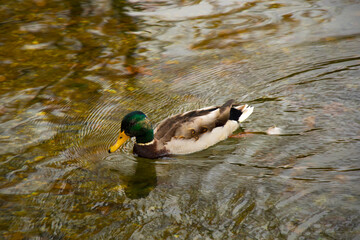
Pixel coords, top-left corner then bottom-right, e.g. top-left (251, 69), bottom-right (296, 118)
top-left (0, 0), bottom-right (359, 239)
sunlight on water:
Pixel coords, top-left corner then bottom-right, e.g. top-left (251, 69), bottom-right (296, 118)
top-left (0, 0), bottom-right (359, 239)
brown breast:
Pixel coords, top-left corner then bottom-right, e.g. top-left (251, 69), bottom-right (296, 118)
top-left (133, 141), bottom-right (168, 159)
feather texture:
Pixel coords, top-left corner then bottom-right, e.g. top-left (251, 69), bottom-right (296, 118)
top-left (151, 100), bottom-right (253, 156)
top-left (109, 99), bottom-right (254, 158)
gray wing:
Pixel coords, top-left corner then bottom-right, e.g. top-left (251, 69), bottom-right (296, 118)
top-left (154, 100), bottom-right (235, 143)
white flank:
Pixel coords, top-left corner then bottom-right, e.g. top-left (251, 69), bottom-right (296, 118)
top-left (239, 105), bottom-right (254, 123)
top-left (164, 120), bottom-right (239, 155)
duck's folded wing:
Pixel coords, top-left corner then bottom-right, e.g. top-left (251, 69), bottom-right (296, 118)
top-left (154, 100), bottom-right (235, 143)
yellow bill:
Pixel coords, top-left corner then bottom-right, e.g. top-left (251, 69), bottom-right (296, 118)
top-left (108, 131), bottom-right (130, 153)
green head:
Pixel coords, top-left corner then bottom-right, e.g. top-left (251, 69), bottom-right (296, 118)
top-left (121, 111), bottom-right (154, 143)
top-left (109, 111), bottom-right (154, 153)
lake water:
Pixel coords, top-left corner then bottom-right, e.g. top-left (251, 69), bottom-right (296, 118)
top-left (0, 0), bottom-right (359, 239)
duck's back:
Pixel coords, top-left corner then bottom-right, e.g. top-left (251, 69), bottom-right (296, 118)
top-left (153, 100), bottom-right (253, 155)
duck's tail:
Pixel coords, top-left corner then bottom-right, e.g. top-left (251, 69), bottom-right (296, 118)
top-left (230, 104), bottom-right (254, 123)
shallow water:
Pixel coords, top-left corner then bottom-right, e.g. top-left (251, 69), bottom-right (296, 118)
top-left (0, 0), bottom-right (359, 239)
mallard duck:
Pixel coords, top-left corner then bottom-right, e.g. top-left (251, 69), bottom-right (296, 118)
top-left (109, 99), bottom-right (254, 159)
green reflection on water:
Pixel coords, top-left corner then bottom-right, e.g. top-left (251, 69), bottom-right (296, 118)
top-left (0, 0), bottom-right (360, 239)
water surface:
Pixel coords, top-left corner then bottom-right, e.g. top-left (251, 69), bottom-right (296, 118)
top-left (0, 0), bottom-right (359, 239)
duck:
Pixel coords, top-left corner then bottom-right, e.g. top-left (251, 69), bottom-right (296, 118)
top-left (108, 99), bottom-right (254, 159)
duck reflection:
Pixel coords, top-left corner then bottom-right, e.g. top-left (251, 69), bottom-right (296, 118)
top-left (124, 158), bottom-right (157, 199)
top-left (96, 154), bottom-right (157, 199)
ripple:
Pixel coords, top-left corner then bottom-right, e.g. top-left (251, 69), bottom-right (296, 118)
top-left (1, 0), bottom-right (359, 238)
top-left (128, 1), bottom-right (215, 21)
top-left (191, 14), bottom-right (272, 49)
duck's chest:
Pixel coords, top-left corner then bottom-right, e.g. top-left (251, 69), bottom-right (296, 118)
top-left (133, 142), bottom-right (168, 159)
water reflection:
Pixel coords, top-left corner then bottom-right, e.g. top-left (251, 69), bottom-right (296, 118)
top-left (101, 155), bottom-right (158, 199)
top-left (124, 158), bottom-right (157, 199)
top-left (0, 0), bottom-right (360, 239)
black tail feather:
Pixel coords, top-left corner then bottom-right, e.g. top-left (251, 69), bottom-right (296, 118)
top-left (229, 108), bottom-right (242, 121)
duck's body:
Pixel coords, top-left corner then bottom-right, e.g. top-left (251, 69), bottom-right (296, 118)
top-left (109, 99), bottom-right (253, 159)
